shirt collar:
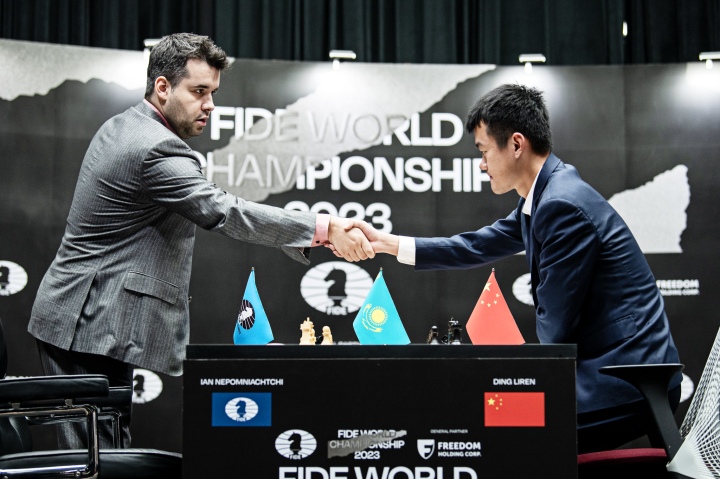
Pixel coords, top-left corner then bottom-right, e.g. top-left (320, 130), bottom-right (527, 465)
top-left (143, 99), bottom-right (178, 136)
top-left (521, 171), bottom-right (541, 216)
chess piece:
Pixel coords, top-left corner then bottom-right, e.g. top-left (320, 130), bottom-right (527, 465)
top-left (300, 318), bottom-right (316, 345)
top-left (448, 318), bottom-right (463, 345)
top-left (426, 326), bottom-right (440, 344)
top-left (321, 326), bottom-right (334, 345)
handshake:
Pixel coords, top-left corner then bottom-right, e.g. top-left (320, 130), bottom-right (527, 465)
top-left (325, 217), bottom-right (398, 262)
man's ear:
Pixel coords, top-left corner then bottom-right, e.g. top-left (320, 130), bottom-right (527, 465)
top-left (512, 132), bottom-right (525, 157)
top-left (154, 76), bottom-right (171, 102)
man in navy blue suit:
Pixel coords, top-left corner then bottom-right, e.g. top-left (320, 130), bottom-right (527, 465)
top-left (358, 84), bottom-right (681, 453)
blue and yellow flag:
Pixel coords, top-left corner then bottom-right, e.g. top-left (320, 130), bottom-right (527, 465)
top-left (353, 270), bottom-right (410, 345)
top-left (233, 268), bottom-right (274, 345)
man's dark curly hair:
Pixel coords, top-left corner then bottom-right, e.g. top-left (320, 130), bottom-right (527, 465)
top-left (145, 33), bottom-right (229, 98)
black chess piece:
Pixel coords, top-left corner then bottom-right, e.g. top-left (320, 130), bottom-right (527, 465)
top-left (448, 318), bottom-right (463, 345)
top-left (426, 326), bottom-right (440, 344)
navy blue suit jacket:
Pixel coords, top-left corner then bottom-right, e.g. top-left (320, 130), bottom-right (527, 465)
top-left (416, 154), bottom-right (680, 414)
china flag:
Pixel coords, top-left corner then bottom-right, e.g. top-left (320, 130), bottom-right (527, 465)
top-left (484, 392), bottom-right (545, 427)
top-left (466, 269), bottom-right (524, 345)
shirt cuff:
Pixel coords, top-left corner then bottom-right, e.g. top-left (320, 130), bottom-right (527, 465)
top-left (397, 236), bottom-right (416, 265)
top-left (311, 213), bottom-right (330, 246)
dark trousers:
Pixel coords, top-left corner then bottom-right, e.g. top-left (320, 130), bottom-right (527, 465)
top-left (36, 340), bottom-right (133, 449)
top-left (577, 385), bottom-right (681, 454)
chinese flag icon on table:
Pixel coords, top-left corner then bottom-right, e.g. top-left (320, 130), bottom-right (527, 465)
top-left (484, 392), bottom-right (545, 427)
top-left (466, 269), bottom-right (524, 345)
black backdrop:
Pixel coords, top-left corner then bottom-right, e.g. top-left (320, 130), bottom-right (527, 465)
top-left (1, 39), bottom-right (719, 453)
top-left (1, 0), bottom-right (719, 65)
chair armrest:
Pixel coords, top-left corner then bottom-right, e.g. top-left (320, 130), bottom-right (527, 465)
top-left (52, 386), bottom-right (132, 410)
top-left (0, 375), bottom-right (109, 404)
top-left (89, 386), bottom-right (132, 409)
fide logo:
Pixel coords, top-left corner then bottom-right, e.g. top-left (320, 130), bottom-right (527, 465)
top-left (417, 439), bottom-right (436, 459)
top-left (225, 397), bottom-right (259, 422)
top-left (300, 262), bottom-right (373, 316)
top-left (275, 429), bottom-right (317, 459)
top-left (512, 273), bottom-right (534, 306)
top-left (211, 393), bottom-right (271, 427)
top-left (132, 369), bottom-right (163, 404)
top-left (237, 299), bottom-right (255, 330)
top-left (0, 261), bottom-right (28, 297)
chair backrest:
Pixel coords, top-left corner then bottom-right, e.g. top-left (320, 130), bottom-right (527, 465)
top-left (667, 326), bottom-right (720, 477)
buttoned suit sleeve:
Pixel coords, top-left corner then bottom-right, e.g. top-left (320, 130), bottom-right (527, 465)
top-left (415, 209), bottom-right (526, 270)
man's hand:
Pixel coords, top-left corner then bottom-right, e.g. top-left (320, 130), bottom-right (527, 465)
top-left (326, 221), bottom-right (399, 257)
top-left (327, 217), bottom-right (375, 262)
top-left (354, 222), bottom-right (400, 256)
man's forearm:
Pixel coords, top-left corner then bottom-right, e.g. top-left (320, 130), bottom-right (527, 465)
top-left (372, 232), bottom-right (400, 256)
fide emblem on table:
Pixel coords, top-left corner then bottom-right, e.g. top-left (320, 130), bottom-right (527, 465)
top-left (224, 397), bottom-right (259, 422)
top-left (427, 318), bottom-right (464, 345)
top-left (275, 429), bottom-right (317, 459)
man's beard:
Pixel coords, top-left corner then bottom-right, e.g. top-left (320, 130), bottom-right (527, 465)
top-left (165, 98), bottom-right (199, 139)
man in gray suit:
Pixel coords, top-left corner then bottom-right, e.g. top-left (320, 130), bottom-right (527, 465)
top-left (28, 33), bottom-right (373, 448)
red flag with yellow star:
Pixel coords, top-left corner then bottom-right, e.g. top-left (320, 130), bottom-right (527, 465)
top-left (466, 269), bottom-right (524, 344)
top-left (484, 392), bottom-right (545, 427)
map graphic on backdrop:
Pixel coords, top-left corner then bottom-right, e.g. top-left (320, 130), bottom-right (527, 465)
top-left (609, 164), bottom-right (689, 253)
top-left (1, 39), bottom-right (719, 452)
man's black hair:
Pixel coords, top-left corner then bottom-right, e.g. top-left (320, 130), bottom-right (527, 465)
top-left (465, 84), bottom-right (553, 155)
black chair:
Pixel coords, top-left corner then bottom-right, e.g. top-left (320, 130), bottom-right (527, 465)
top-left (0, 318), bottom-right (181, 478)
top-left (577, 364), bottom-right (684, 478)
top-left (24, 384), bottom-right (133, 449)
top-left (578, 327), bottom-right (720, 479)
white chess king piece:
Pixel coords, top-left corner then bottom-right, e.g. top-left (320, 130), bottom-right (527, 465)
top-left (300, 318), bottom-right (315, 345)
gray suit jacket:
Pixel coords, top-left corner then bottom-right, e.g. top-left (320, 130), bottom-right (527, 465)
top-left (29, 101), bottom-right (316, 375)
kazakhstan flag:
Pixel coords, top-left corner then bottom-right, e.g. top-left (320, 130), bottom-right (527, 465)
top-left (233, 268), bottom-right (274, 345)
top-left (353, 270), bottom-right (410, 345)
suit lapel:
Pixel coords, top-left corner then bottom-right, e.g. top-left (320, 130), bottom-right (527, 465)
top-left (524, 154), bottom-right (562, 306)
top-left (524, 213), bottom-right (539, 306)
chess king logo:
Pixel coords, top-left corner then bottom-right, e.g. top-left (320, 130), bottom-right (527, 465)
top-left (237, 299), bottom-right (255, 331)
top-left (275, 429), bottom-right (317, 459)
top-left (361, 304), bottom-right (388, 332)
